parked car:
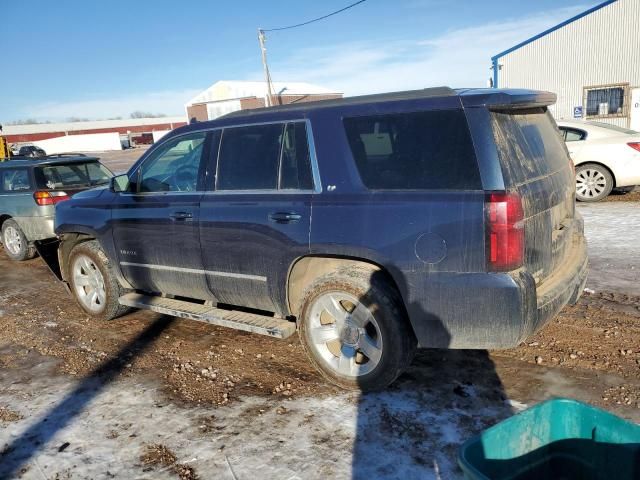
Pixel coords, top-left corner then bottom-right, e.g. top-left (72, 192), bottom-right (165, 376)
top-left (15, 145), bottom-right (47, 158)
top-left (557, 119), bottom-right (640, 202)
top-left (0, 155), bottom-right (113, 261)
top-left (48, 88), bottom-right (588, 391)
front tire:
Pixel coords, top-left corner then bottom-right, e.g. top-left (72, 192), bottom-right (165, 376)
top-left (575, 163), bottom-right (613, 202)
top-left (298, 265), bottom-right (416, 391)
top-left (1, 219), bottom-right (37, 261)
top-left (68, 240), bottom-right (129, 320)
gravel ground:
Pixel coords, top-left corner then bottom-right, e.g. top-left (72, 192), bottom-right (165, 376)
top-left (0, 202), bottom-right (639, 479)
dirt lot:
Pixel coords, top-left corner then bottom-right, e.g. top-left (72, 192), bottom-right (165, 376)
top-left (1, 202), bottom-right (639, 479)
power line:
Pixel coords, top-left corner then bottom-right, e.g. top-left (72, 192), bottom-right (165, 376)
top-left (261, 0), bottom-right (368, 32)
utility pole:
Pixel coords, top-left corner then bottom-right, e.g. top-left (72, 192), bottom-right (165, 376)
top-left (258, 29), bottom-right (274, 107)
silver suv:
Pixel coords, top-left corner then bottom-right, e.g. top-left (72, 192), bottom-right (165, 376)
top-left (0, 155), bottom-right (113, 261)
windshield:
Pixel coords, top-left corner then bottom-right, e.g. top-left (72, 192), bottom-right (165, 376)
top-left (587, 121), bottom-right (639, 135)
top-left (35, 162), bottom-right (113, 189)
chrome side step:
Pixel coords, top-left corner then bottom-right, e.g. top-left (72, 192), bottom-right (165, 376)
top-left (118, 293), bottom-right (296, 339)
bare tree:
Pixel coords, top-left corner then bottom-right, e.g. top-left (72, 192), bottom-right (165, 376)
top-left (130, 111), bottom-right (167, 119)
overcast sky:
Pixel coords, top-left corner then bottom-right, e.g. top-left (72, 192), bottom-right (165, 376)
top-left (1, 0), bottom-right (598, 122)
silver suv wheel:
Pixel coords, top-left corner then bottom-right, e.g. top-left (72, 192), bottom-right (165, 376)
top-left (3, 226), bottom-right (22, 256)
top-left (72, 254), bottom-right (107, 313)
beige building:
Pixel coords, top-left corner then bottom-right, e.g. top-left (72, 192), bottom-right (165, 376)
top-left (185, 80), bottom-right (343, 122)
top-left (492, 0), bottom-right (640, 130)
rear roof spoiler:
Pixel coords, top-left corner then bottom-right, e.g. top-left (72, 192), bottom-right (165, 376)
top-left (457, 88), bottom-right (557, 109)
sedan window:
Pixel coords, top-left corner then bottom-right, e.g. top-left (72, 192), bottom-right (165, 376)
top-left (564, 128), bottom-right (587, 142)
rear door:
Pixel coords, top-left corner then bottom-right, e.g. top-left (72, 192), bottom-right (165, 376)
top-left (199, 120), bottom-right (316, 314)
top-left (490, 108), bottom-right (577, 285)
top-left (111, 131), bottom-right (212, 299)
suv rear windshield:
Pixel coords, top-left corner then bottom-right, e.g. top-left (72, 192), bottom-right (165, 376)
top-left (343, 109), bottom-right (480, 190)
top-left (491, 108), bottom-right (570, 186)
top-left (35, 162), bottom-right (112, 190)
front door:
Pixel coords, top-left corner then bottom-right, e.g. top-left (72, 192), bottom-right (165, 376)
top-left (199, 121), bottom-right (317, 314)
top-left (111, 131), bottom-right (213, 300)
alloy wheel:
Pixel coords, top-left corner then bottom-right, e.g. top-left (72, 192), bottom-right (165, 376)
top-left (307, 292), bottom-right (383, 378)
top-left (576, 168), bottom-right (608, 199)
top-left (72, 254), bottom-right (106, 313)
top-left (3, 226), bottom-right (22, 256)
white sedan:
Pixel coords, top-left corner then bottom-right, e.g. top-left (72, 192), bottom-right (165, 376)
top-left (557, 119), bottom-right (640, 202)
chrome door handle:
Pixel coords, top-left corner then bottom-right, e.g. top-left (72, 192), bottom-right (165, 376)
top-left (269, 212), bottom-right (302, 223)
top-left (169, 211), bottom-right (193, 221)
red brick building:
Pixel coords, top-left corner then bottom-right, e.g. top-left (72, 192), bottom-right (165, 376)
top-left (3, 117), bottom-right (187, 144)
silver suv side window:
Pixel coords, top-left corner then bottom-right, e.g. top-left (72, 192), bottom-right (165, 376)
top-left (1, 169), bottom-right (31, 192)
top-left (136, 132), bottom-right (206, 193)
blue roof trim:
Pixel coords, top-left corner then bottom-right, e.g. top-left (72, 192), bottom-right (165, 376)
top-left (491, 0), bottom-right (617, 61)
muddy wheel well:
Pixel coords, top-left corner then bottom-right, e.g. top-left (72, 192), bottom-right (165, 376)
top-left (0, 214), bottom-right (11, 231)
top-left (575, 162), bottom-right (617, 187)
top-left (287, 256), bottom-right (403, 316)
top-left (59, 233), bottom-right (95, 281)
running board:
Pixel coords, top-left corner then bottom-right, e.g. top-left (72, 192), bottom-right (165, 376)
top-left (118, 293), bottom-right (296, 339)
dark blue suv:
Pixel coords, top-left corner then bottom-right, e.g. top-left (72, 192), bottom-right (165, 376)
top-left (50, 87), bottom-right (588, 391)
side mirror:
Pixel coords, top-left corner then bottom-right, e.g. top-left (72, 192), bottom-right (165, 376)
top-left (111, 174), bottom-right (130, 193)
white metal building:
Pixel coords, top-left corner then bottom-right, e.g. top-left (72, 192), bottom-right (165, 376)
top-left (491, 0), bottom-right (640, 130)
top-left (185, 80), bottom-right (343, 122)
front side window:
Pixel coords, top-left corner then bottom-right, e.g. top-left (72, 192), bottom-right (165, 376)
top-left (1, 169), bottom-right (31, 192)
top-left (585, 85), bottom-right (628, 118)
top-left (216, 122), bottom-right (314, 191)
top-left (137, 132), bottom-right (206, 193)
top-left (343, 110), bottom-right (480, 190)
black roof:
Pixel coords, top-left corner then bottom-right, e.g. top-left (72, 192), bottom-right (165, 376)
top-left (222, 86), bottom-right (457, 118)
top-left (173, 87), bottom-right (557, 138)
top-left (0, 155), bottom-right (100, 168)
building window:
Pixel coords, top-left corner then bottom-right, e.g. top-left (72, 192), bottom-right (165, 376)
top-left (584, 84), bottom-right (629, 118)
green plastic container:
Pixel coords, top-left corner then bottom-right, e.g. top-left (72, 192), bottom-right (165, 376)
top-left (458, 398), bottom-right (640, 480)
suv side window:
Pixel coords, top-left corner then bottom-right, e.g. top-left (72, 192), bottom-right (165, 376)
top-left (343, 110), bottom-right (481, 190)
top-left (1, 169), bottom-right (31, 192)
top-left (217, 124), bottom-right (283, 191)
top-left (216, 122), bottom-right (314, 191)
top-left (136, 132), bottom-right (206, 193)
top-left (279, 122), bottom-right (313, 190)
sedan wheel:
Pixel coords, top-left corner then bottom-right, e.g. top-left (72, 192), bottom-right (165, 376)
top-left (575, 164), bottom-right (613, 202)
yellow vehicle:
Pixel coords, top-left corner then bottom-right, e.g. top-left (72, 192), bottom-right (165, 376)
top-left (1, 125), bottom-right (11, 160)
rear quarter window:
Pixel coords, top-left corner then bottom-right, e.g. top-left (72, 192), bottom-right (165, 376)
top-left (491, 108), bottom-right (570, 186)
top-left (343, 109), bottom-right (481, 190)
top-left (1, 169), bottom-right (32, 192)
top-left (35, 162), bottom-right (112, 189)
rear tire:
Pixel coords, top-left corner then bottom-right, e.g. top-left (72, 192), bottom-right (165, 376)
top-left (297, 265), bottom-right (416, 392)
top-left (1, 219), bottom-right (37, 261)
top-left (575, 163), bottom-right (613, 202)
top-left (68, 240), bottom-right (129, 320)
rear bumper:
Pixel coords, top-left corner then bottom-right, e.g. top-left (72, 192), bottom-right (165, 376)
top-left (527, 235), bottom-right (588, 338)
top-left (13, 215), bottom-right (55, 242)
top-left (403, 233), bottom-right (588, 349)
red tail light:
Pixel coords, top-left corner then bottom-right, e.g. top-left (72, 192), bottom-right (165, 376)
top-left (627, 142), bottom-right (640, 153)
top-left (34, 190), bottom-right (70, 206)
top-left (485, 192), bottom-right (525, 272)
